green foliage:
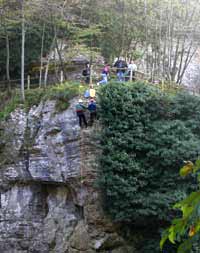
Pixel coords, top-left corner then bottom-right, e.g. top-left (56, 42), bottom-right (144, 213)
top-left (161, 160), bottom-right (200, 253)
top-left (0, 82), bottom-right (84, 120)
top-left (75, 25), bottom-right (102, 43)
top-left (0, 23), bottom-right (53, 80)
top-left (0, 88), bottom-right (46, 120)
top-left (98, 82), bottom-right (200, 252)
top-left (24, 89), bottom-right (46, 109)
top-left (129, 50), bottom-right (143, 60)
top-left (47, 82), bottom-right (84, 112)
top-left (0, 92), bottom-right (21, 120)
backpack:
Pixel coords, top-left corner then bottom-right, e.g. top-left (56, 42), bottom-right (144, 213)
top-left (118, 61), bottom-right (127, 72)
top-left (76, 104), bottom-right (84, 112)
top-left (90, 88), bottom-right (96, 98)
top-left (82, 69), bottom-right (88, 76)
top-left (88, 103), bottom-right (96, 111)
top-left (118, 61), bottom-right (123, 68)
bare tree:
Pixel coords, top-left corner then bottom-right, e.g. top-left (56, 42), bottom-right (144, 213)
top-left (21, 0), bottom-right (25, 101)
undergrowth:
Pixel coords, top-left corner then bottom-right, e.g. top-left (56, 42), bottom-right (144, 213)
top-left (0, 82), bottom-right (86, 121)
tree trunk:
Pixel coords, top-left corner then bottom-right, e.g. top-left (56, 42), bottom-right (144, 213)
top-left (120, 0), bottom-right (125, 56)
top-left (168, 0), bottom-right (174, 80)
top-left (21, 0), bottom-right (25, 102)
top-left (176, 38), bottom-right (186, 84)
top-left (44, 61), bottom-right (49, 88)
top-left (171, 38), bottom-right (180, 82)
top-left (158, 7), bottom-right (163, 79)
top-left (177, 44), bottom-right (197, 84)
top-left (44, 34), bottom-right (56, 88)
top-left (144, 0), bottom-right (149, 73)
top-left (5, 31), bottom-right (10, 91)
top-left (39, 23), bottom-right (45, 88)
top-left (55, 38), bottom-right (67, 80)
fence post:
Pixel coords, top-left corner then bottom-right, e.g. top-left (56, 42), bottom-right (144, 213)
top-left (129, 69), bottom-right (133, 82)
top-left (27, 75), bottom-right (30, 90)
top-left (161, 79), bottom-right (164, 91)
top-left (89, 64), bottom-right (93, 85)
top-left (60, 71), bottom-right (64, 84)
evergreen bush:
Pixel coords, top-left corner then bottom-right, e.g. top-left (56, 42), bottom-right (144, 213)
top-left (98, 81), bottom-right (200, 224)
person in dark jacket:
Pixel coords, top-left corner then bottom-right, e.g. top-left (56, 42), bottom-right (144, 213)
top-left (114, 58), bottom-right (128, 82)
top-left (76, 99), bottom-right (87, 128)
top-left (88, 99), bottom-right (97, 125)
top-left (82, 63), bottom-right (90, 84)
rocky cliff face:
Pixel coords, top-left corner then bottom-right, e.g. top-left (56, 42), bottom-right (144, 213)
top-left (0, 99), bottom-right (134, 253)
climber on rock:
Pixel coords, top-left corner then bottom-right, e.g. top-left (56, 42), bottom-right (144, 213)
top-left (76, 99), bottom-right (88, 128)
top-left (88, 98), bottom-right (97, 126)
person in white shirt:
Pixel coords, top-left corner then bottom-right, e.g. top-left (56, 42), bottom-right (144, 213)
top-left (128, 60), bottom-right (137, 71)
top-left (127, 60), bottom-right (137, 81)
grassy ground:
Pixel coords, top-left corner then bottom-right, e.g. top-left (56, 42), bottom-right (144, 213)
top-left (0, 82), bottom-right (87, 121)
top-left (0, 79), bottom-right (183, 121)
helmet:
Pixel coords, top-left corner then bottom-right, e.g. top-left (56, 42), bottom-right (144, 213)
top-left (78, 99), bottom-right (83, 103)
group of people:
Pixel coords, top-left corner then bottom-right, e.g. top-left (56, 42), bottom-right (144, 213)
top-left (76, 98), bottom-right (97, 128)
top-left (114, 58), bottom-right (137, 82)
top-left (78, 57), bottom-right (137, 128)
top-left (97, 58), bottom-right (137, 84)
top-left (82, 58), bottom-right (137, 85)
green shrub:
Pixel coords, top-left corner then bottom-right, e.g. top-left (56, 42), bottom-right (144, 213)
top-left (47, 82), bottom-right (83, 111)
top-left (98, 81), bottom-right (200, 252)
top-left (24, 88), bottom-right (46, 109)
top-left (0, 92), bottom-right (21, 120)
top-left (0, 82), bottom-right (85, 120)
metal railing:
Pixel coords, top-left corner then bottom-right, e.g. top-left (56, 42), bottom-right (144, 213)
top-left (0, 65), bottom-right (199, 96)
top-left (87, 65), bottom-right (200, 96)
top-left (89, 66), bottom-right (149, 83)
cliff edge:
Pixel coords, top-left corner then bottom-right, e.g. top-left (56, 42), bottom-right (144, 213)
top-left (0, 98), bottom-right (133, 253)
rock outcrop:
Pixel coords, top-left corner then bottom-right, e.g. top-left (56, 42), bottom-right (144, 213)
top-left (0, 99), bottom-right (134, 253)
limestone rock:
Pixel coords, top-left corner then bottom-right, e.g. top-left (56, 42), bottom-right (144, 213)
top-left (69, 221), bottom-right (90, 251)
top-left (112, 246), bottom-right (136, 253)
top-left (0, 98), bottom-right (135, 252)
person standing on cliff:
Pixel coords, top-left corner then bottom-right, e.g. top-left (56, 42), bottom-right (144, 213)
top-left (113, 57), bottom-right (127, 82)
top-left (97, 63), bottom-right (110, 85)
top-left (126, 60), bottom-right (137, 81)
top-left (82, 63), bottom-right (90, 84)
top-left (76, 99), bottom-right (87, 128)
top-left (87, 98), bottom-right (97, 125)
